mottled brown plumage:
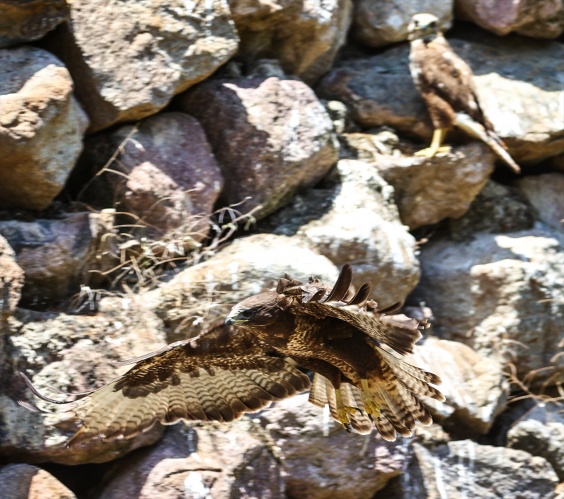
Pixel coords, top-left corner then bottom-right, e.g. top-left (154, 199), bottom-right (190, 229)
top-left (225, 264), bottom-right (445, 440)
top-left (408, 13), bottom-right (520, 173)
top-left (22, 264), bottom-right (444, 444)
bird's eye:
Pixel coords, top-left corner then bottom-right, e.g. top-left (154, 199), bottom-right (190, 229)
top-left (429, 21), bottom-right (437, 28)
top-left (240, 309), bottom-right (254, 319)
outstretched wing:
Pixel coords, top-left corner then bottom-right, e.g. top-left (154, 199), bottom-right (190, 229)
top-left (22, 326), bottom-right (310, 446)
top-left (278, 264), bottom-right (423, 355)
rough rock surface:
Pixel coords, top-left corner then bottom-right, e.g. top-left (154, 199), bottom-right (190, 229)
top-left (508, 419), bottom-right (564, 481)
top-left (0, 211), bottom-right (116, 306)
top-left (375, 143), bottom-right (495, 229)
top-left (0, 463), bottom-right (75, 499)
top-left (73, 112), bottom-right (223, 244)
top-left (411, 338), bottom-right (509, 437)
top-left (0, 46), bottom-right (89, 210)
top-left (455, 0), bottom-right (564, 38)
top-left (98, 421), bottom-right (284, 499)
top-left (178, 75), bottom-right (339, 218)
top-left (144, 233), bottom-right (339, 342)
top-left (447, 180), bottom-right (535, 241)
top-left (352, 0), bottom-right (452, 47)
top-left (265, 159), bottom-right (420, 307)
top-left (0, 235), bottom-right (24, 317)
top-left (44, 0), bottom-right (239, 132)
top-left (0, 0), bottom-right (69, 48)
top-left (261, 393), bottom-right (407, 498)
top-left (415, 226), bottom-right (564, 386)
top-left (2, 302), bottom-right (167, 465)
top-left (517, 173), bottom-right (564, 232)
top-left (231, 0), bottom-right (352, 83)
top-left (317, 33), bottom-right (564, 164)
top-left (394, 441), bottom-right (559, 499)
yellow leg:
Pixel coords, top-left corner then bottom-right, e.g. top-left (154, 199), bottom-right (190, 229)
top-left (414, 128), bottom-right (451, 157)
top-left (335, 388), bottom-right (361, 431)
top-left (361, 379), bottom-right (381, 419)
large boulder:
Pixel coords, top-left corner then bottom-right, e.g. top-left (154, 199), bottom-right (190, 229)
top-left (264, 159), bottom-right (421, 307)
top-left (230, 0), bottom-right (352, 83)
top-left (71, 112), bottom-right (223, 245)
top-left (455, 0), bottom-right (564, 38)
top-left (43, 0), bottom-right (239, 132)
top-left (178, 74), bottom-right (339, 219)
top-left (0, 46), bottom-right (89, 210)
top-left (414, 226), bottom-right (564, 387)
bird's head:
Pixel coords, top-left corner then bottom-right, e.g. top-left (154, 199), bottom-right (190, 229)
top-left (407, 13), bottom-right (441, 42)
top-left (225, 291), bottom-right (291, 329)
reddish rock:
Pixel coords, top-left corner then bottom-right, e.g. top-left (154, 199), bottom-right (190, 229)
top-left (75, 112), bottom-right (223, 244)
top-left (178, 76), bottom-right (339, 219)
top-left (0, 234), bottom-right (23, 316)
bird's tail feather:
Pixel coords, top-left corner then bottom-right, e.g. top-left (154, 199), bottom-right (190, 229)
top-left (454, 113), bottom-right (520, 173)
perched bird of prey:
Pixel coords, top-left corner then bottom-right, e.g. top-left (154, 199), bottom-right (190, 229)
top-left (407, 13), bottom-right (521, 173)
top-left (22, 265), bottom-right (443, 444)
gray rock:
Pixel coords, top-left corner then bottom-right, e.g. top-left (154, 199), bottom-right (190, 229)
top-left (352, 0), bottom-right (452, 47)
top-left (0, 46), bottom-right (89, 210)
top-left (448, 180), bottom-right (535, 241)
top-left (3, 302), bottom-right (167, 464)
top-left (411, 338), bottom-right (509, 437)
top-left (375, 142), bottom-right (496, 229)
top-left (44, 0), bottom-right (239, 132)
top-left (317, 32), bottom-right (564, 164)
top-left (0, 0), bottom-right (69, 48)
top-left (144, 233), bottom-right (339, 342)
top-left (455, 0), bottom-right (564, 38)
top-left (99, 422), bottom-right (284, 499)
top-left (261, 393), bottom-right (407, 499)
top-left (508, 419), bottom-right (564, 481)
top-left (265, 159), bottom-right (421, 308)
top-left (178, 75), bottom-right (339, 219)
top-left (230, 0), bottom-right (352, 83)
top-left (517, 173), bottom-right (564, 232)
top-left (396, 441), bottom-right (559, 499)
top-left (0, 211), bottom-right (116, 306)
top-left (74, 112), bottom-right (223, 245)
top-left (0, 463), bottom-right (75, 499)
top-left (414, 225), bottom-right (564, 388)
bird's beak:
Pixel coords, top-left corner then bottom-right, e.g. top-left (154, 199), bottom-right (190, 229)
top-left (225, 316), bottom-right (235, 326)
top-left (225, 308), bottom-right (245, 326)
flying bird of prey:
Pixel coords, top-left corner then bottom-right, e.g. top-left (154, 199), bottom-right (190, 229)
top-left (407, 13), bottom-right (520, 173)
top-left (22, 265), bottom-right (444, 444)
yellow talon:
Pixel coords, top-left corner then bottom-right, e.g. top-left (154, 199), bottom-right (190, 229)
top-left (361, 380), bottom-right (381, 419)
top-left (414, 128), bottom-right (450, 157)
top-left (335, 388), bottom-right (361, 430)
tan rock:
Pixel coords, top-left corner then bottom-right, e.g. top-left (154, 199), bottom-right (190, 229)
top-left (231, 0), bottom-right (352, 83)
top-left (44, 0), bottom-right (239, 132)
top-left (0, 46), bottom-right (89, 210)
top-left (0, 464), bottom-right (75, 499)
top-left (0, 235), bottom-right (23, 317)
top-left (375, 142), bottom-right (495, 229)
top-left (265, 159), bottom-right (421, 308)
top-left (0, 0), bottom-right (69, 48)
top-left (178, 75), bottom-right (339, 219)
